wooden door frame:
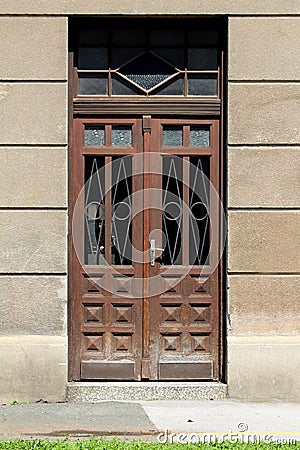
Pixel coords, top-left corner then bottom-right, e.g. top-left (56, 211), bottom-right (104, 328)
top-left (68, 114), bottom-right (225, 382)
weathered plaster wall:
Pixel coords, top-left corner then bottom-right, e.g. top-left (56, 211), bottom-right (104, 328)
top-left (0, 17), bottom-right (68, 403)
top-left (227, 17), bottom-right (300, 400)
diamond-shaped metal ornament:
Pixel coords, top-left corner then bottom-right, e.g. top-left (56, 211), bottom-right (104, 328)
top-left (119, 52), bottom-right (176, 91)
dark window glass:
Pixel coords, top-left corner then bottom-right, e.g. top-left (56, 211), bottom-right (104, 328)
top-left (190, 126), bottom-right (210, 147)
top-left (162, 126), bottom-right (183, 147)
top-left (189, 157), bottom-right (210, 265)
top-left (112, 30), bottom-right (146, 46)
top-left (111, 157), bottom-right (133, 265)
top-left (112, 74), bottom-right (143, 95)
top-left (84, 156), bottom-right (106, 265)
top-left (79, 30), bottom-right (108, 45)
top-left (111, 48), bottom-right (144, 69)
top-left (188, 74), bottom-right (217, 96)
top-left (188, 48), bottom-right (217, 70)
top-left (78, 48), bottom-right (108, 70)
top-left (188, 30), bottom-right (218, 45)
top-left (153, 76), bottom-right (184, 96)
top-left (74, 22), bottom-right (221, 98)
top-left (78, 74), bottom-right (108, 95)
top-left (150, 30), bottom-right (184, 46)
top-left (152, 48), bottom-right (184, 70)
top-left (119, 52), bottom-right (175, 91)
top-left (162, 156), bottom-right (183, 265)
top-left (112, 126), bottom-right (132, 147)
top-left (84, 126), bottom-right (105, 146)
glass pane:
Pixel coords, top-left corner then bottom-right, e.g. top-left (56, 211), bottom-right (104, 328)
top-left (84, 126), bottom-right (105, 146)
top-left (152, 48), bottom-right (184, 70)
top-left (112, 126), bottom-right (132, 147)
top-left (153, 76), bottom-right (184, 96)
top-left (150, 30), bottom-right (184, 46)
top-left (188, 30), bottom-right (218, 45)
top-left (190, 126), bottom-right (210, 147)
top-left (112, 30), bottom-right (146, 46)
top-left (85, 157), bottom-right (106, 265)
top-left (112, 157), bottom-right (132, 265)
top-left (119, 52), bottom-right (175, 91)
top-left (188, 74), bottom-right (217, 96)
top-left (162, 126), bottom-right (183, 147)
top-left (162, 156), bottom-right (183, 266)
top-left (111, 48), bottom-right (144, 69)
top-left (188, 48), bottom-right (217, 70)
top-left (79, 30), bottom-right (108, 45)
top-left (78, 74), bottom-right (108, 95)
top-left (189, 157), bottom-right (210, 266)
top-left (78, 47), bottom-right (108, 69)
top-left (112, 74), bottom-right (144, 95)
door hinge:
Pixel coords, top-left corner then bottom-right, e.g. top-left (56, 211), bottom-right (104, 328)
top-left (142, 115), bottom-right (151, 133)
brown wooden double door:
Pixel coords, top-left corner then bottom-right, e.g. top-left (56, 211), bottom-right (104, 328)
top-left (70, 116), bottom-right (222, 381)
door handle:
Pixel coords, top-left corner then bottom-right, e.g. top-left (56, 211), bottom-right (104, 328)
top-left (150, 239), bottom-right (164, 267)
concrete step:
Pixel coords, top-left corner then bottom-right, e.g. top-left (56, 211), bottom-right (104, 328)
top-left (67, 382), bottom-right (227, 402)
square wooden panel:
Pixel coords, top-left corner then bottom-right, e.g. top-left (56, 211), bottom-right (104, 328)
top-left (160, 303), bottom-right (182, 324)
top-left (160, 275), bottom-right (182, 294)
top-left (112, 303), bottom-right (134, 325)
top-left (190, 275), bottom-right (211, 295)
top-left (112, 333), bottom-right (133, 352)
top-left (189, 303), bottom-right (211, 325)
top-left (83, 276), bottom-right (105, 294)
top-left (112, 275), bottom-right (133, 295)
top-left (190, 333), bottom-right (211, 352)
top-left (84, 334), bottom-right (103, 352)
top-left (83, 304), bottom-right (104, 324)
top-left (161, 334), bottom-right (181, 352)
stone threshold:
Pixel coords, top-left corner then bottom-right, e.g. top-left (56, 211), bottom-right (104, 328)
top-left (67, 382), bottom-right (227, 402)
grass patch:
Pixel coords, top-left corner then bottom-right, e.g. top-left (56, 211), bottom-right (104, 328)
top-left (10, 401), bottom-right (28, 406)
top-left (0, 439), bottom-right (299, 450)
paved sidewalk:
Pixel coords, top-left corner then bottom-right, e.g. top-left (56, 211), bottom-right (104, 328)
top-left (0, 400), bottom-right (299, 442)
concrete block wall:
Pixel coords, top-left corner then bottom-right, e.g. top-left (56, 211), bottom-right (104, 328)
top-left (227, 17), bottom-right (300, 400)
top-left (0, 17), bottom-right (68, 403)
top-left (0, 2), bottom-right (299, 402)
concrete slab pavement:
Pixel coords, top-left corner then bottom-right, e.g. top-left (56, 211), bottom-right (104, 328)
top-left (0, 400), bottom-right (299, 443)
top-left (0, 402), bottom-right (157, 439)
top-left (141, 400), bottom-right (300, 444)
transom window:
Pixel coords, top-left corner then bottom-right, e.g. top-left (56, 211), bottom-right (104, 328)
top-left (72, 19), bottom-right (221, 98)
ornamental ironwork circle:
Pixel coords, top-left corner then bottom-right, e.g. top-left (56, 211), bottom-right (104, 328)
top-left (72, 153), bottom-right (227, 298)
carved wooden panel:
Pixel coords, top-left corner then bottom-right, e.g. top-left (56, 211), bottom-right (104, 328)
top-left (80, 292), bottom-right (142, 379)
top-left (149, 270), bottom-right (219, 380)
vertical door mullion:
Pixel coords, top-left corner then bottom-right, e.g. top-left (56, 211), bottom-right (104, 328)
top-left (104, 156), bottom-right (112, 265)
top-left (146, 118), bottom-right (162, 380)
top-left (209, 120), bottom-right (220, 271)
top-left (142, 119), bottom-right (151, 377)
top-left (70, 119), bottom-right (85, 381)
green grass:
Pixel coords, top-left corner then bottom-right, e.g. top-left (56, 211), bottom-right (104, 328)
top-left (10, 401), bottom-right (28, 406)
top-left (0, 439), bottom-right (299, 450)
